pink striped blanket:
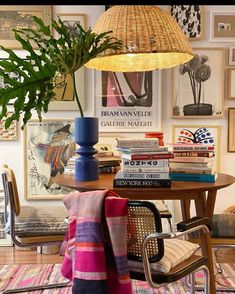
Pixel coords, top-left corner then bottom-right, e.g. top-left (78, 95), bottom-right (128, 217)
top-left (61, 189), bottom-right (132, 294)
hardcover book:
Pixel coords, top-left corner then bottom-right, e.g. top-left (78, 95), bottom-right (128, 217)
top-left (170, 173), bottom-right (217, 182)
top-left (117, 146), bottom-right (168, 153)
top-left (122, 158), bottom-right (169, 167)
top-left (172, 144), bottom-right (215, 151)
top-left (169, 157), bottom-right (213, 163)
top-left (115, 170), bottom-right (170, 179)
top-left (122, 166), bottom-right (170, 173)
top-left (121, 152), bottom-right (174, 161)
top-left (169, 161), bottom-right (214, 169)
top-left (173, 151), bottom-right (214, 157)
top-left (116, 138), bottom-right (159, 148)
top-left (113, 178), bottom-right (171, 187)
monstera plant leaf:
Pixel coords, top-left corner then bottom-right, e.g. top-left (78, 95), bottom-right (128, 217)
top-left (0, 16), bottom-right (122, 129)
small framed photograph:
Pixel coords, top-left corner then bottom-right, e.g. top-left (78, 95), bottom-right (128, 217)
top-left (94, 70), bottom-right (162, 132)
top-left (228, 108), bottom-right (235, 152)
top-left (48, 14), bottom-right (86, 111)
top-left (0, 6), bottom-right (51, 49)
top-left (171, 47), bottom-right (225, 118)
top-left (171, 5), bottom-right (204, 40)
top-left (210, 11), bottom-right (235, 42)
top-left (172, 125), bottom-right (221, 171)
top-left (229, 45), bottom-right (235, 65)
top-left (228, 68), bottom-right (235, 99)
top-left (24, 119), bottom-right (76, 200)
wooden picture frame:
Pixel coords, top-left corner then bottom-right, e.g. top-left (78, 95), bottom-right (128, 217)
top-left (172, 125), bottom-right (221, 171)
top-left (171, 47), bottom-right (225, 119)
top-left (24, 119), bottom-right (76, 200)
top-left (94, 70), bottom-right (162, 132)
top-left (210, 11), bottom-right (235, 42)
top-left (170, 5), bottom-right (204, 40)
top-left (229, 45), bottom-right (235, 66)
top-left (49, 13), bottom-right (86, 111)
top-left (228, 108), bottom-right (235, 152)
top-left (0, 6), bottom-right (51, 49)
top-left (228, 68), bottom-right (235, 99)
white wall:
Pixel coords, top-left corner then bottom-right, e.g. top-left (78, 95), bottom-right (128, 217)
top-left (1, 5), bottom-right (235, 218)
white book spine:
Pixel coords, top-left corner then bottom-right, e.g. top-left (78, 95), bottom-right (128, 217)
top-left (116, 139), bottom-right (159, 148)
top-left (120, 172), bottom-right (170, 179)
top-left (122, 167), bottom-right (170, 173)
top-left (122, 158), bottom-right (169, 167)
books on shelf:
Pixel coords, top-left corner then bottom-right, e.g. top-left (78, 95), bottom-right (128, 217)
top-left (121, 152), bottom-right (174, 161)
top-left (116, 138), bottom-right (159, 148)
top-left (170, 173), bottom-right (217, 182)
top-left (116, 170), bottom-right (170, 180)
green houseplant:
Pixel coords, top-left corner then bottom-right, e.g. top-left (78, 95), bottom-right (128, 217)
top-left (0, 16), bottom-right (122, 181)
top-left (0, 16), bottom-right (122, 129)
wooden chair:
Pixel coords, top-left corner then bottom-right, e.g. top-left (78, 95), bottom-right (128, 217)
top-left (1, 164), bottom-right (70, 293)
top-left (127, 200), bottom-right (212, 293)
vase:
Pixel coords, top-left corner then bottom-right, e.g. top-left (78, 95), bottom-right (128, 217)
top-left (75, 117), bottom-right (99, 181)
top-left (183, 103), bottom-right (213, 116)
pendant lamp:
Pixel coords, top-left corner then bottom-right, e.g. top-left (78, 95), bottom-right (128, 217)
top-left (85, 5), bottom-right (194, 72)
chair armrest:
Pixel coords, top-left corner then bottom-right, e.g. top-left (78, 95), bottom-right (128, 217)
top-left (177, 216), bottom-right (212, 232)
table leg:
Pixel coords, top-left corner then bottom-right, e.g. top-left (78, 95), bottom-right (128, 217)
top-left (195, 192), bottom-right (216, 294)
top-left (180, 199), bottom-right (191, 221)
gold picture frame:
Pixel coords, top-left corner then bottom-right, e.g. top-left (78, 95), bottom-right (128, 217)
top-left (170, 5), bottom-right (204, 40)
top-left (228, 68), bottom-right (235, 100)
top-left (172, 124), bottom-right (221, 172)
top-left (0, 5), bottom-right (52, 49)
top-left (228, 108), bottom-right (235, 152)
top-left (48, 13), bottom-right (86, 111)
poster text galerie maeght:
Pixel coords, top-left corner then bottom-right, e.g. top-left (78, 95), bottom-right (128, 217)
top-left (95, 70), bottom-right (161, 132)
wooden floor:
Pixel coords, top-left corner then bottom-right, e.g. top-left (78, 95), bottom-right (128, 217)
top-left (0, 246), bottom-right (235, 265)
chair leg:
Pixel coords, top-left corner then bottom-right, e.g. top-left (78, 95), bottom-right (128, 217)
top-left (203, 266), bottom-right (210, 294)
top-left (2, 280), bottom-right (71, 294)
top-left (189, 273), bottom-right (195, 294)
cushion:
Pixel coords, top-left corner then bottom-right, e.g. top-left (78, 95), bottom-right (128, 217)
top-left (212, 214), bottom-right (235, 238)
top-left (5, 205), bottom-right (68, 237)
top-left (128, 238), bottom-right (200, 274)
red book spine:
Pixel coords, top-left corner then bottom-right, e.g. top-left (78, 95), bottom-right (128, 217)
top-left (129, 153), bottom-right (174, 160)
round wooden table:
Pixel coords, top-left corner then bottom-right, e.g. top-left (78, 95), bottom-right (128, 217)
top-left (55, 172), bottom-right (235, 294)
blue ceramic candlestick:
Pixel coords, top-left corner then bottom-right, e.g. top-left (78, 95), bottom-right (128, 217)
top-left (75, 117), bottom-right (99, 181)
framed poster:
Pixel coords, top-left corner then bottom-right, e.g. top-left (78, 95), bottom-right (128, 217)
top-left (228, 108), bottom-right (235, 152)
top-left (49, 14), bottom-right (86, 111)
top-left (228, 68), bottom-right (235, 99)
top-left (0, 113), bottom-right (17, 141)
top-left (94, 70), bottom-right (161, 132)
top-left (0, 6), bottom-right (51, 49)
top-left (24, 119), bottom-right (76, 200)
top-left (171, 47), bottom-right (225, 119)
top-left (229, 45), bottom-right (235, 66)
top-left (171, 5), bottom-right (204, 40)
top-left (210, 11), bottom-right (235, 42)
top-left (172, 125), bottom-right (221, 171)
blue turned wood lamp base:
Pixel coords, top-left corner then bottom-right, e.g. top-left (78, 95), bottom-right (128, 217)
top-left (75, 117), bottom-right (99, 181)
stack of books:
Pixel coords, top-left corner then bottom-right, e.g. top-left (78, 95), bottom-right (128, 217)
top-left (113, 138), bottom-right (173, 187)
top-left (169, 143), bottom-right (217, 182)
top-left (64, 152), bottom-right (121, 175)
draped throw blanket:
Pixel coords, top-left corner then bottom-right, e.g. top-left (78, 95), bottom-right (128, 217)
top-left (61, 189), bottom-right (132, 294)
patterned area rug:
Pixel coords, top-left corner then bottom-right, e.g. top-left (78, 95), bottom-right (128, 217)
top-left (0, 263), bottom-right (234, 293)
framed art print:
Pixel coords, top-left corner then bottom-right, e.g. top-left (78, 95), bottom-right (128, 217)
top-left (229, 45), bottom-right (235, 66)
top-left (94, 70), bottom-right (161, 132)
top-left (172, 125), bottom-right (221, 171)
top-left (48, 14), bottom-right (86, 111)
top-left (0, 113), bottom-right (17, 141)
top-left (171, 5), bottom-right (204, 40)
top-left (228, 68), bottom-right (235, 99)
top-left (210, 11), bottom-right (235, 42)
top-left (228, 108), bottom-right (235, 152)
top-left (0, 6), bottom-right (51, 49)
top-left (24, 119), bottom-right (76, 200)
top-left (171, 47), bottom-right (225, 119)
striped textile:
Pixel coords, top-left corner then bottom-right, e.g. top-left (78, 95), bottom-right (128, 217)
top-left (61, 189), bottom-right (132, 294)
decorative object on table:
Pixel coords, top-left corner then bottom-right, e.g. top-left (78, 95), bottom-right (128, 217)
top-left (227, 68), bottom-right (235, 99)
top-left (171, 47), bottom-right (225, 118)
top-left (24, 119), bottom-right (76, 200)
top-left (172, 125), bottom-right (221, 172)
top-left (210, 11), bottom-right (235, 42)
top-left (145, 132), bottom-right (164, 146)
top-left (0, 15), bottom-right (122, 182)
top-left (170, 5), bottom-right (204, 40)
top-left (228, 108), bottom-right (235, 152)
top-left (95, 70), bottom-right (162, 133)
top-left (229, 45), bottom-right (235, 66)
top-left (86, 5), bottom-right (194, 72)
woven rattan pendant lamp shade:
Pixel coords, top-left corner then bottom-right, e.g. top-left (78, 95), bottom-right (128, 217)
top-left (85, 5), bottom-right (194, 72)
